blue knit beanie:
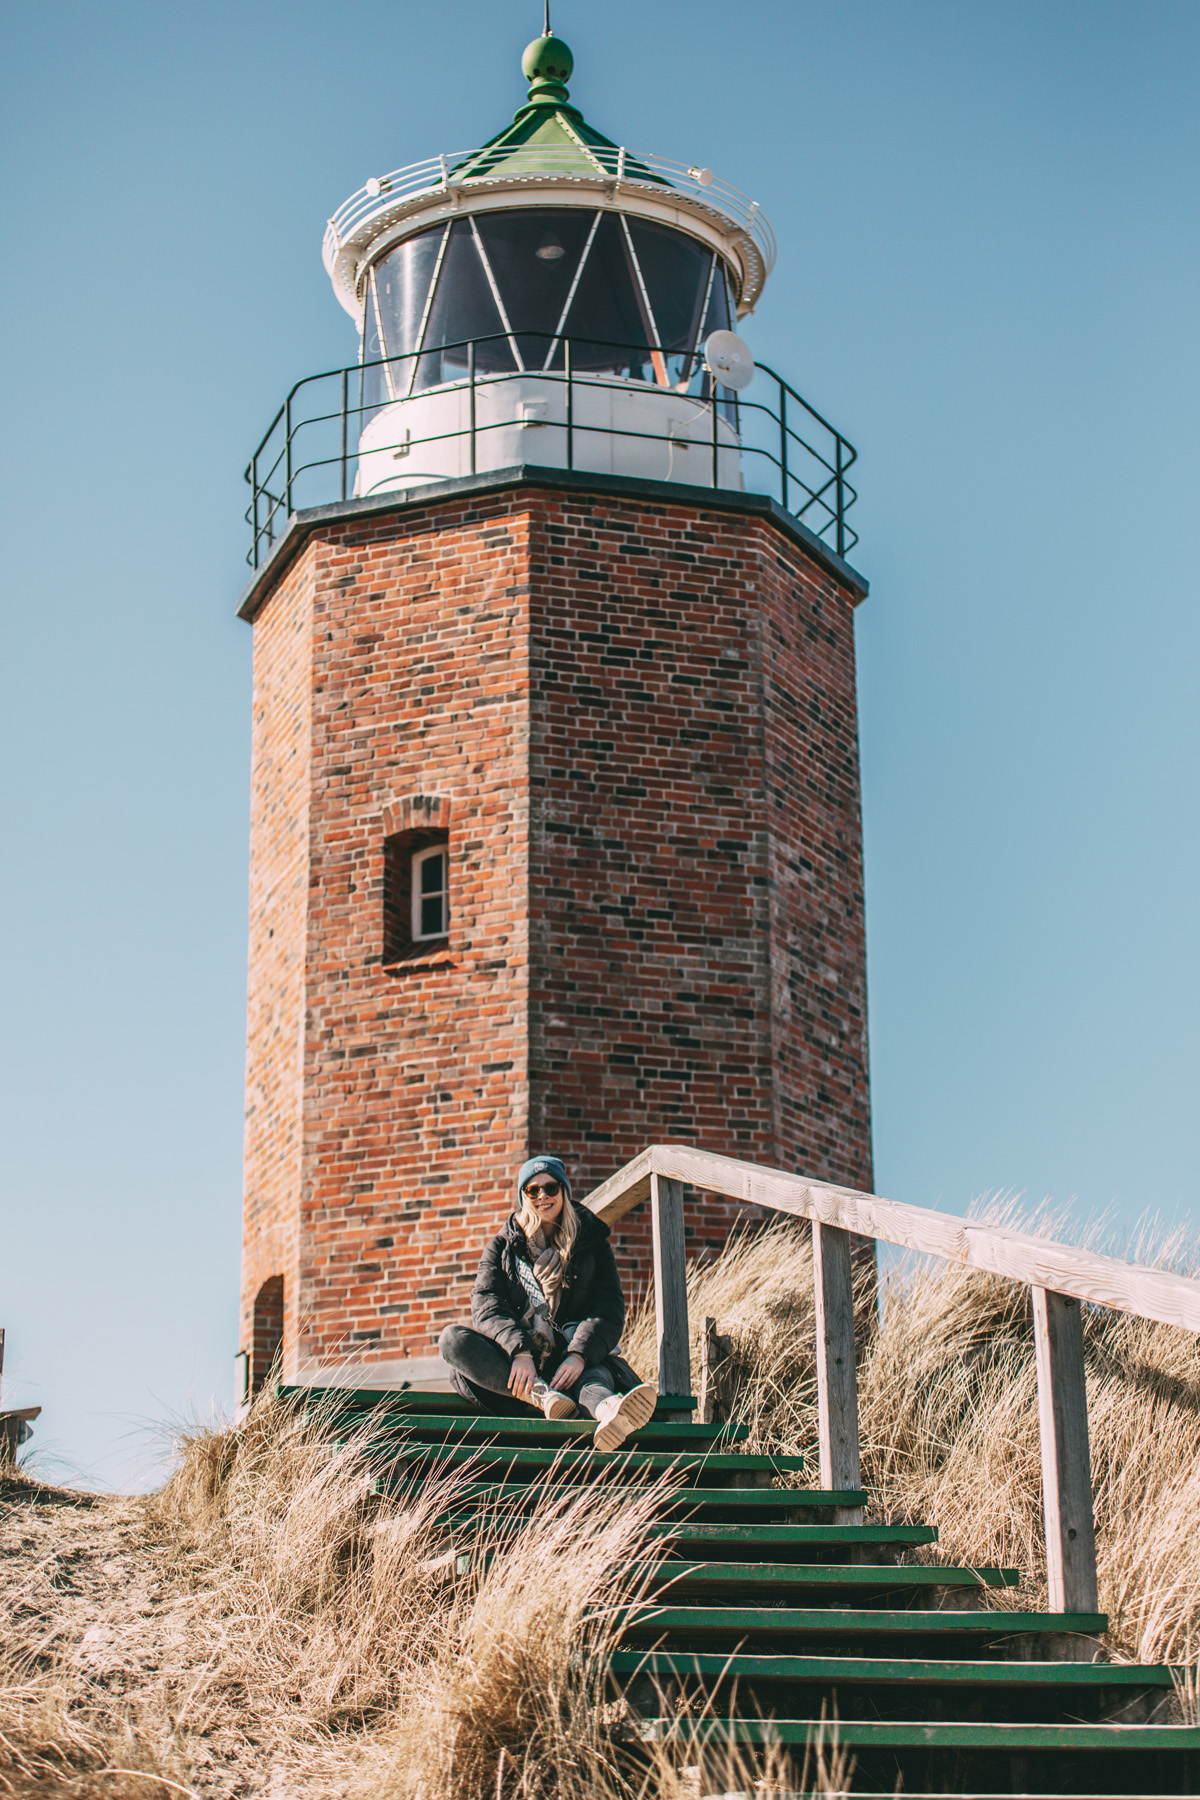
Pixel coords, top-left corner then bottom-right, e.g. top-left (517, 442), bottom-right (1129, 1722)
top-left (515, 1154), bottom-right (572, 1209)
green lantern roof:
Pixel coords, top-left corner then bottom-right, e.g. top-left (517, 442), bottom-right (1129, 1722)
top-left (451, 35), bottom-right (668, 188)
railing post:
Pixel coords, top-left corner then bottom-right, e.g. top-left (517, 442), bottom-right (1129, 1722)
top-left (813, 1221), bottom-right (863, 1522)
top-left (650, 1171), bottom-right (691, 1412)
top-left (565, 338), bottom-right (573, 471)
top-left (467, 340), bottom-right (476, 476)
top-left (285, 393), bottom-right (293, 517)
top-left (340, 369), bottom-right (349, 502)
top-left (779, 381), bottom-right (788, 511)
top-left (711, 388), bottom-right (719, 489)
top-left (835, 437), bottom-right (845, 557)
top-left (1032, 1287), bottom-right (1099, 1614)
top-left (251, 453), bottom-right (260, 569)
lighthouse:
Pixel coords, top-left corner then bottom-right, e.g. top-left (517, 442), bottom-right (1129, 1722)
top-left (237, 31), bottom-right (872, 1393)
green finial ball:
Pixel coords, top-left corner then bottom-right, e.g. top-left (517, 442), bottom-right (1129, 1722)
top-left (522, 33), bottom-right (574, 87)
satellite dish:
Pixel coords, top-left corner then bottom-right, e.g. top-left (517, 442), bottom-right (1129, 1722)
top-left (703, 330), bottom-right (755, 391)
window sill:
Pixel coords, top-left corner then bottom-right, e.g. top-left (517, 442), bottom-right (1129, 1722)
top-left (382, 939), bottom-right (453, 975)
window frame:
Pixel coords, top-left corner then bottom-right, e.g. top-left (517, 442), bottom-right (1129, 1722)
top-left (410, 841), bottom-right (450, 943)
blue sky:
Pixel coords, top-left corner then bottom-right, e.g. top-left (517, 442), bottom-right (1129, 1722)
top-left (1, 0), bottom-right (1197, 1488)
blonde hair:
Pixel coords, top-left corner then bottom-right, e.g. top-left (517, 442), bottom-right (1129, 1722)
top-left (517, 1187), bottom-right (579, 1265)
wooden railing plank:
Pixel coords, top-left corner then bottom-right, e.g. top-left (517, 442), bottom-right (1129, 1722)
top-left (584, 1145), bottom-right (1200, 1334)
top-left (1032, 1287), bottom-right (1099, 1613)
top-left (584, 1149), bottom-right (654, 1225)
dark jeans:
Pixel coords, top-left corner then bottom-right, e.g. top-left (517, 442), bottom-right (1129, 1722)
top-left (439, 1323), bottom-right (616, 1419)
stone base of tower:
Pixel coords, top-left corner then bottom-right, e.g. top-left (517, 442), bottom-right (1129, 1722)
top-left (237, 466), bottom-right (871, 1387)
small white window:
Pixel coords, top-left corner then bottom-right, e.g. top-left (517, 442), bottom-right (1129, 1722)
top-left (412, 844), bottom-right (449, 940)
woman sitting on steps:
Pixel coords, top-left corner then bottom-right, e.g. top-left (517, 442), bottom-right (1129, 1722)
top-left (438, 1155), bottom-right (658, 1453)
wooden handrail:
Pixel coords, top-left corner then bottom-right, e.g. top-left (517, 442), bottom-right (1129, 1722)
top-left (584, 1144), bottom-right (1200, 1331)
top-left (583, 1144), bottom-right (1200, 1615)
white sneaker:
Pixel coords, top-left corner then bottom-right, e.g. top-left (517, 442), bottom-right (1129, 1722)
top-left (592, 1383), bottom-right (658, 1452)
top-left (530, 1380), bottom-right (577, 1421)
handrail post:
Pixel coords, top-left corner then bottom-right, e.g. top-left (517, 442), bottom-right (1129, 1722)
top-left (650, 1171), bottom-right (691, 1415)
top-left (779, 381), bottom-right (788, 511)
top-left (813, 1221), bottom-right (863, 1523)
top-left (251, 453), bottom-right (260, 569)
top-left (711, 386), bottom-right (719, 489)
top-left (1032, 1287), bottom-right (1099, 1614)
top-left (565, 338), bottom-right (573, 471)
top-left (468, 340), bottom-right (476, 476)
top-left (285, 393), bottom-right (293, 517)
top-left (835, 437), bottom-right (845, 557)
top-left (340, 369), bottom-right (349, 502)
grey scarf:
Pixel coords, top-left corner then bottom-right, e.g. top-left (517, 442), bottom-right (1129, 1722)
top-left (516, 1226), bottom-right (565, 1354)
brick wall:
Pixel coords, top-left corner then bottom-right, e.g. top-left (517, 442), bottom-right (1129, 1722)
top-left (240, 481), bottom-right (870, 1372)
top-left (239, 548), bottom-right (314, 1365)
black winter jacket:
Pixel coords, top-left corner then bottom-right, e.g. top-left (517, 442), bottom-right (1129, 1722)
top-left (471, 1204), bottom-right (641, 1385)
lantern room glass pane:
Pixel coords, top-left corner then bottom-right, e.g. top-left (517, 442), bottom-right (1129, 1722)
top-left (473, 208), bottom-right (597, 369)
top-left (561, 211), bottom-right (655, 378)
top-left (374, 226), bottom-right (445, 359)
top-left (700, 261), bottom-right (735, 340)
top-left (628, 220), bottom-right (709, 350)
top-left (361, 224), bottom-right (445, 412)
top-left (361, 280), bottom-right (388, 416)
top-left (417, 218), bottom-right (514, 385)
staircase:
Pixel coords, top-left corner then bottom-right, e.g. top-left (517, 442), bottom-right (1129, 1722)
top-left (286, 1380), bottom-right (1200, 1798)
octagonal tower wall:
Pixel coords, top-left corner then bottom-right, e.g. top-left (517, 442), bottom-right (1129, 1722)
top-left (238, 471), bottom-right (870, 1384)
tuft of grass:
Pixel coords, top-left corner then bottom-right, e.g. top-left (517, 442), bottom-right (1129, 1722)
top-left (359, 1467), bottom-right (674, 1800)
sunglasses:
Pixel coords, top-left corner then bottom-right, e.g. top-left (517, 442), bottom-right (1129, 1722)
top-left (524, 1181), bottom-right (562, 1199)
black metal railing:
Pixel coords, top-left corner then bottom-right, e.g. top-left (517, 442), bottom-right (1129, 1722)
top-left (244, 333), bottom-right (858, 569)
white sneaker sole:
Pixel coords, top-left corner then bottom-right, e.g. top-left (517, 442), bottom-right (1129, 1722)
top-left (593, 1383), bottom-right (658, 1453)
top-left (542, 1390), bottom-right (578, 1421)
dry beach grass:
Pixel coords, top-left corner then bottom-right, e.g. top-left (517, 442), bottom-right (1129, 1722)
top-left (2, 1204), bottom-right (1199, 1796)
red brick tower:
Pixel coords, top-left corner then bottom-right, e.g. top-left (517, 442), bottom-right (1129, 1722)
top-left (237, 34), bottom-right (871, 1393)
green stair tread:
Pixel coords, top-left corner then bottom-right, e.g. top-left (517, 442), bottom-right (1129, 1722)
top-left (631, 1560), bottom-right (1019, 1589)
top-left (645, 1523), bottom-right (937, 1546)
top-left (359, 1414), bottom-right (745, 1443)
top-left (418, 1481), bottom-right (867, 1508)
top-left (638, 1718), bottom-right (1200, 1750)
top-left (623, 1606), bottom-right (1107, 1636)
top-left (377, 1442), bottom-right (809, 1473)
top-left (283, 1384), bottom-right (695, 1414)
top-left (608, 1651), bottom-right (1174, 1687)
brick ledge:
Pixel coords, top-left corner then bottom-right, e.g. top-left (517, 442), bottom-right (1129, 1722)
top-left (236, 464), bottom-right (868, 623)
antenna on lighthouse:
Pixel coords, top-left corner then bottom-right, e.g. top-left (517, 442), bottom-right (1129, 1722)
top-left (543, 0), bottom-right (550, 35)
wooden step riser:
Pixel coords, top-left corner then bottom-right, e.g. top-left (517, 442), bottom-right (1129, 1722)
top-left (627, 1560), bottom-right (1018, 1592)
top-left (646, 1523), bottom-right (938, 1547)
top-left (620, 1607), bottom-right (1106, 1637)
top-left (614, 1674), bottom-right (1170, 1728)
top-left (368, 1444), bottom-right (808, 1475)
top-left (348, 1413), bottom-right (742, 1442)
top-left (650, 1738), bottom-right (1200, 1799)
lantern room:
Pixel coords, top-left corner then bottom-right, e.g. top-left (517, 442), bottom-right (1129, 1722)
top-left (320, 32), bottom-right (774, 495)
